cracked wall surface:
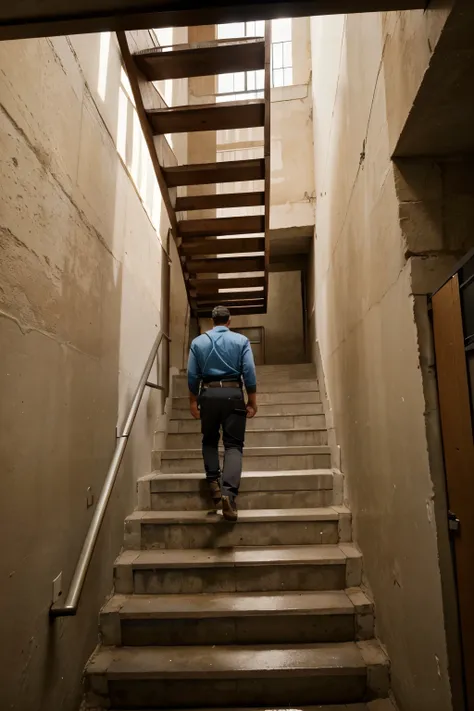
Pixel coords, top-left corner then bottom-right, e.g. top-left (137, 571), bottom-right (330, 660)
top-left (308, 8), bottom-right (468, 711)
top-left (0, 31), bottom-right (187, 711)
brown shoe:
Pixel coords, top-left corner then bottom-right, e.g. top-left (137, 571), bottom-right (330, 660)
top-left (209, 480), bottom-right (222, 506)
top-left (222, 496), bottom-right (238, 522)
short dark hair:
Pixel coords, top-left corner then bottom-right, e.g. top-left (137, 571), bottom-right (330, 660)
top-left (212, 305), bottom-right (231, 325)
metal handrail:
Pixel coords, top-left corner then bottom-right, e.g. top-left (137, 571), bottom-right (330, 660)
top-left (50, 330), bottom-right (170, 617)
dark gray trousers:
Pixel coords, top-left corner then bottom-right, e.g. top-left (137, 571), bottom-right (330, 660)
top-left (199, 387), bottom-right (247, 501)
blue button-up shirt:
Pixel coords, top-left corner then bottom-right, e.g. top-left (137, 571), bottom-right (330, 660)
top-left (187, 326), bottom-right (257, 396)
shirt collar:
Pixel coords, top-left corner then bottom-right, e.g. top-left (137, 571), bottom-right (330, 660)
top-left (212, 326), bottom-right (229, 332)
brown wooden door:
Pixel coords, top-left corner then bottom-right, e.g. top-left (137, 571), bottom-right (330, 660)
top-left (432, 273), bottom-right (474, 709)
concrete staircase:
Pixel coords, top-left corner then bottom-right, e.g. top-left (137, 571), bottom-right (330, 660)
top-left (84, 363), bottom-right (393, 711)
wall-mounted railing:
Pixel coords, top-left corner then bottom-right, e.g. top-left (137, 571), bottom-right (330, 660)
top-left (50, 330), bottom-right (170, 617)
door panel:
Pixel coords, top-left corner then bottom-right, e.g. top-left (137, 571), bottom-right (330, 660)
top-left (432, 273), bottom-right (474, 709)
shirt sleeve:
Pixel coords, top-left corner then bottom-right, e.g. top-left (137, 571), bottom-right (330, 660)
top-left (187, 344), bottom-right (201, 396)
top-left (241, 338), bottom-right (257, 394)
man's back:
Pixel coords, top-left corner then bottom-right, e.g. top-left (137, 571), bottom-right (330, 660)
top-left (188, 326), bottom-right (256, 394)
top-left (186, 308), bottom-right (258, 522)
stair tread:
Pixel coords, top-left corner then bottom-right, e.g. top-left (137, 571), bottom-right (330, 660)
top-left (176, 190), bottom-right (265, 212)
top-left (169, 427), bottom-right (328, 433)
top-left (110, 705), bottom-right (393, 711)
top-left (163, 158), bottom-right (265, 188)
top-left (159, 445), bottom-right (331, 458)
top-left (115, 543), bottom-right (361, 568)
top-left (134, 38), bottom-right (265, 82)
top-left (148, 99), bottom-right (265, 135)
top-left (102, 589), bottom-right (371, 618)
top-left (142, 470), bottom-right (335, 494)
top-left (87, 641), bottom-right (382, 677)
top-left (143, 469), bottom-right (334, 481)
top-left (110, 708), bottom-right (387, 711)
top-left (126, 507), bottom-right (350, 525)
top-left (170, 413), bottom-right (323, 420)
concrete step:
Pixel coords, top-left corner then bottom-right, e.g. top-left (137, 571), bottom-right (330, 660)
top-left (154, 446), bottom-right (332, 473)
top-left (107, 704), bottom-right (396, 711)
top-left (166, 428), bottom-right (329, 449)
top-left (138, 470), bottom-right (338, 511)
top-left (172, 402), bottom-right (324, 419)
top-left (255, 363), bottom-right (315, 371)
top-left (100, 589), bottom-right (374, 646)
top-left (172, 390), bottom-right (322, 409)
top-left (124, 507), bottom-right (352, 550)
top-left (169, 413), bottom-right (327, 432)
top-left (113, 543), bottom-right (362, 595)
top-left (85, 641), bottom-right (389, 708)
top-left (172, 377), bottom-right (320, 397)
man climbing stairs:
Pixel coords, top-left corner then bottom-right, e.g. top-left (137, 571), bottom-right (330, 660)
top-left (84, 363), bottom-right (393, 710)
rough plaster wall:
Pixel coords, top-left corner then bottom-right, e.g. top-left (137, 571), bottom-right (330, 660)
top-left (170, 236), bottom-right (190, 371)
top-left (310, 12), bottom-right (453, 711)
top-left (0, 31), bottom-right (186, 711)
top-left (270, 17), bottom-right (315, 233)
top-left (382, 2), bottom-right (456, 155)
top-left (292, 17), bottom-right (312, 86)
top-left (270, 85), bottom-right (315, 233)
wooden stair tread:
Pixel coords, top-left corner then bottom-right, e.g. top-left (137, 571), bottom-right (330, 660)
top-left (190, 275), bottom-right (265, 292)
top-left (163, 158), bottom-right (265, 187)
top-left (176, 191), bottom-right (265, 212)
top-left (186, 255), bottom-right (265, 274)
top-left (134, 38), bottom-right (265, 81)
top-left (179, 215), bottom-right (265, 238)
top-left (148, 100), bottom-right (265, 135)
top-left (198, 298), bottom-right (265, 308)
top-left (195, 289), bottom-right (264, 303)
top-left (182, 237), bottom-right (265, 258)
top-left (197, 306), bottom-right (266, 316)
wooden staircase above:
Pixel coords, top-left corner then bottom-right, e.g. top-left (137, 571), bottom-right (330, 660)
top-left (118, 30), bottom-right (271, 317)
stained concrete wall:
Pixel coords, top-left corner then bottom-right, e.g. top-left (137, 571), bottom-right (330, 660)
top-left (270, 83), bottom-right (315, 236)
top-left (309, 10), bottom-right (461, 711)
top-left (270, 17), bottom-right (314, 233)
top-left (0, 31), bottom-right (187, 711)
top-left (200, 270), bottom-right (306, 365)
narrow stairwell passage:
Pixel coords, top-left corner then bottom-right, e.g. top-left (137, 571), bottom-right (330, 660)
top-left (84, 364), bottom-right (393, 710)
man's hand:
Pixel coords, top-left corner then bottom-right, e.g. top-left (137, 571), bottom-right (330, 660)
top-left (189, 392), bottom-right (200, 420)
top-left (246, 393), bottom-right (258, 419)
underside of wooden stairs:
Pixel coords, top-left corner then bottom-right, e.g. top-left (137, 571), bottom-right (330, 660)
top-left (118, 28), bottom-right (272, 318)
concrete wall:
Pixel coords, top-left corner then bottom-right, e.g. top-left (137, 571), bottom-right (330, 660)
top-left (200, 270), bottom-right (306, 365)
top-left (0, 31), bottom-right (186, 711)
top-left (270, 17), bottom-right (314, 233)
top-left (270, 83), bottom-right (315, 235)
top-left (309, 10), bottom-right (459, 711)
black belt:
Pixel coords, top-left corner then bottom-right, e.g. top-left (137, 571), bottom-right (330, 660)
top-left (202, 381), bottom-right (241, 389)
